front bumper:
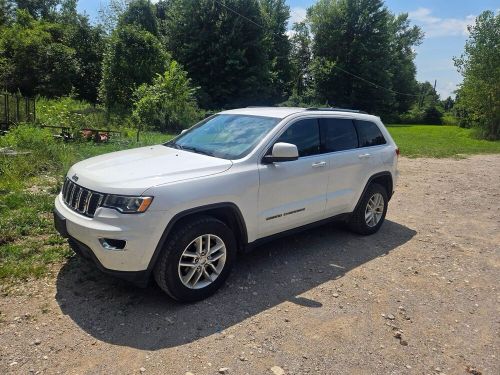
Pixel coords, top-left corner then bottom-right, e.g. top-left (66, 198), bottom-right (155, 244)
top-left (54, 193), bottom-right (169, 283)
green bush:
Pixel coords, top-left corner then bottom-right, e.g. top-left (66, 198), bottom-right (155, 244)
top-left (1, 122), bottom-right (54, 150)
top-left (399, 105), bottom-right (443, 125)
top-left (0, 124), bottom-right (65, 189)
top-left (36, 96), bottom-right (132, 130)
top-left (442, 112), bottom-right (457, 125)
top-left (133, 61), bottom-right (201, 132)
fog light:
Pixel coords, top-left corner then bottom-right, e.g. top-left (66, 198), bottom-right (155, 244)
top-left (99, 238), bottom-right (126, 250)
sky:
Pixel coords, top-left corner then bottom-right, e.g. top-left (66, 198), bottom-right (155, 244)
top-left (77, 0), bottom-right (500, 99)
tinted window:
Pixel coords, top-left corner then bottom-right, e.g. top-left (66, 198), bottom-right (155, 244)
top-left (276, 119), bottom-right (320, 157)
top-left (320, 118), bottom-right (358, 152)
top-left (355, 120), bottom-right (386, 147)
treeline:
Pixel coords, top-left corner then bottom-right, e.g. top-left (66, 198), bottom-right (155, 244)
top-left (0, 0), bottom-right (456, 131)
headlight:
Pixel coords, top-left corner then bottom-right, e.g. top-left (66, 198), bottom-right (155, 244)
top-left (102, 195), bottom-right (153, 213)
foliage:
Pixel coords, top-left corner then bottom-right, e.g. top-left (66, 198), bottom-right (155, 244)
top-left (161, 0), bottom-right (271, 109)
top-left (0, 5), bottom-right (104, 100)
top-left (0, 124), bottom-right (64, 194)
top-left (0, 10), bottom-right (74, 96)
top-left (97, 0), bottom-right (129, 34)
top-left (118, 0), bottom-right (158, 35)
top-left (387, 13), bottom-right (424, 114)
top-left (2, 0), bottom-right (433, 120)
top-left (0, 0), bottom-right (14, 25)
top-left (307, 0), bottom-right (423, 117)
top-left (289, 21), bottom-right (313, 99)
top-left (454, 11), bottom-right (499, 140)
top-left (308, 0), bottom-right (392, 112)
top-left (260, 0), bottom-right (292, 102)
top-left (14, 0), bottom-right (60, 20)
top-left (99, 24), bottom-right (170, 110)
top-left (387, 124), bottom-right (500, 158)
top-left (59, 1), bottom-right (106, 103)
top-left (133, 61), bottom-right (200, 132)
top-left (35, 96), bottom-right (130, 130)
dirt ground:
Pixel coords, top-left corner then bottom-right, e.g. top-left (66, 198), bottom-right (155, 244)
top-left (0, 155), bottom-right (499, 375)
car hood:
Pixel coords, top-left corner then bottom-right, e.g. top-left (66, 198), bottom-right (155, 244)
top-left (67, 145), bottom-right (233, 195)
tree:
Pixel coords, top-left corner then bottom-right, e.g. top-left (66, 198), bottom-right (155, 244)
top-left (387, 13), bottom-right (423, 114)
top-left (98, 0), bottom-right (129, 34)
top-left (100, 24), bottom-right (169, 110)
top-left (0, 9), bottom-right (77, 97)
top-left (0, 0), bottom-right (14, 25)
top-left (260, 0), bottom-right (292, 102)
top-left (307, 0), bottom-right (422, 117)
top-left (56, 0), bottom-right (106, 103)
top-left (289, 21), bottom-right (312, 99)
top-left (442, 96), bottom-right (454, 111)
top-left (160, 0), bottom-right (270, 109)
top-left (118, 0), bottom-right (158, 36)
top-left (65, 17), bottom-right (105, 103)
top-left (14, 0), bottom-right (60, 20)
top-left (454, 10), bottom-right (499, 139)
top-left (133, 60), bottom-right (199, 133)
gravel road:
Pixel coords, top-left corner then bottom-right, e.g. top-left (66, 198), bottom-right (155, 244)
top-left (1, 155), bottom-right (499, 375)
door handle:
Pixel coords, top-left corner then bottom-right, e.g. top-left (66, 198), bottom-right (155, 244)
top-left (312, 161), bottom-right (327, 168)
top-left (358, 153), bottom-right (371, 159)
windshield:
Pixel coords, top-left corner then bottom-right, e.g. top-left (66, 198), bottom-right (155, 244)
top-left (165, 114), bottom-right (280, 159)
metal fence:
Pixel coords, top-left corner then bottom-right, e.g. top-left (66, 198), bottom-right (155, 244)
top-left (0, 93), bottom-right (36, 132)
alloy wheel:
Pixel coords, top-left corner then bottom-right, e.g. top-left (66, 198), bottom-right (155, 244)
top-left (178, 234), bottom-right (227, 289)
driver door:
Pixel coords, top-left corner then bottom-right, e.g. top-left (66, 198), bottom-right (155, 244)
top-left (257, 118), bottom-right (329, 238)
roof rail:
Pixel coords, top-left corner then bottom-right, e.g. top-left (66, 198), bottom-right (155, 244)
top-left (305, 107), bottom-right (368, 114)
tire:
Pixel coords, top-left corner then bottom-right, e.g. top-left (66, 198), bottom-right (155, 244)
top-left (153, 215), bottom-right (237, 302)
top-left (348, 183), bottom-right (388, 235)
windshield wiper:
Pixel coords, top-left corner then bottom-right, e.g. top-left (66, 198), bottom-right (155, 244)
top-left (165, 141), bottom-right (184, 150)
top-left (181, 145), bottom-right (214, 156)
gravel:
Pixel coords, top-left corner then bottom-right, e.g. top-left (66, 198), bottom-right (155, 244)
top-left (0, 155), bottom-right (499, 374)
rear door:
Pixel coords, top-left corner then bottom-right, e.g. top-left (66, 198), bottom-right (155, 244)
top-left (257, 118), bottom-right (329, 238)
top-left (319, 117), bottom-right (365, 216)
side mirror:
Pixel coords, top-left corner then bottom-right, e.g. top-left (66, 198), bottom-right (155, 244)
top-left (180, 129), bottom-right (188, 135)
top-left (263, 142), bottom-right (299, 163)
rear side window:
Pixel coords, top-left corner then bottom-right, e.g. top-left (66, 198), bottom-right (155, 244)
top-left (320, 118), bottom-right (358, 152)
top-left (355, 120), bottom-right (386, 147)
top-left (276, 119), bottom-right (320, 157)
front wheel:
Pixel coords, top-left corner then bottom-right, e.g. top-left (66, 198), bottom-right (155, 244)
top-left (348, 183), bottom-right (388, 235)
top-left (154, 216), bottom-right (236, 302)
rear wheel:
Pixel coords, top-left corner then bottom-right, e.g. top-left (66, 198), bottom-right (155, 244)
top-left (348, 183), bottom-right (388, 235)
top-left (154, 216), bottom-right (236, 302)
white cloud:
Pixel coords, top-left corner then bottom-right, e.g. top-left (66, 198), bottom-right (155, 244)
top-left (409, 7), bottom-right (475, 37)
top-left (436, 81), bottom-right (459, 99)
top-left (290, 7), bottom-right (307, 26)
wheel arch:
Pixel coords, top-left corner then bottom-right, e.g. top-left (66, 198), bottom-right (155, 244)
top-left (146, 203), bottom-right (248, 275)
top-left (354, 171), bottom-right (394, 212)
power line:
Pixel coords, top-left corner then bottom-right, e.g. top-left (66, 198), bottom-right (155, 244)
top-left (213, 0), bottom-right (264, 29)
top-left (213, 0), bottom-right (421, 98)
top-left (331, 65), bottom-right (421, 97)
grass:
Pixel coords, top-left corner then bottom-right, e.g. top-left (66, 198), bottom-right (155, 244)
top-left (387, 125), bottom-right (500, 158)
top-left (0, 124), bottom-right (173, 285)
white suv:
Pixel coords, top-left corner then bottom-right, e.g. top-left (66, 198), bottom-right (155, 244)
top-left (54, 107), bottom-right (399, 302)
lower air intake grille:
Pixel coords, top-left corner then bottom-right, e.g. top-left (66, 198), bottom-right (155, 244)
top-left (61, 178), bottom-right (104, 217)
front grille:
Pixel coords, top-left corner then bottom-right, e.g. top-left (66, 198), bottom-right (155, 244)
top-left (61, 178), bottom-right (104, 217)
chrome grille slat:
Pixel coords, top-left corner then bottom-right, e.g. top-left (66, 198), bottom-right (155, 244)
top-left (61, 178), bottom-right (105, 217)
top-left (67, 182), bottom-right (76, 203)
top-left (83, 191), bottom-right (92, 212)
